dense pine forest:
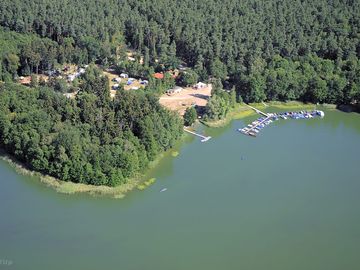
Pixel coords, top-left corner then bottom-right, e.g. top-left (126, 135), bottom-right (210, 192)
top-left (1, 0), bottom-right (360, 103)
top-left (0, 0), bottom-right (360, 185)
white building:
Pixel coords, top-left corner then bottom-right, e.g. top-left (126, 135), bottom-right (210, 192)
top-left (194, 82), bottom-right (207, 89)
top-left (78, 68), bottom-right (86, 74)
top-left (67, 74), bottom-right (76, 82)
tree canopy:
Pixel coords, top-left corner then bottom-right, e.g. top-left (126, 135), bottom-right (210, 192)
top-left (1, 0), bottom-right (359, 103)
top-left (0, 68), bottom-right (183, 186)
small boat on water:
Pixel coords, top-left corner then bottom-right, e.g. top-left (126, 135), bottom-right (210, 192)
top-left (160, 188), bottom-right (167, 192)
top-left (316, 110), bottom-right (325, 117)
top-left (201, 136), bottom-right (211, 142)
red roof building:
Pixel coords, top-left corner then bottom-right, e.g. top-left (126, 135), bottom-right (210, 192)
top-left (19, 76), bottom-right (32, 85)
top-left (153, 73), bottom-right (164, 79)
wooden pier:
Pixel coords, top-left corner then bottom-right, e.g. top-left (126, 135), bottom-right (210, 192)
top-left (239, 104), bottom-right (271, 136)
top-left (184, 128), bottom-right (211, 142)
top-left (239, 105), bottom-right (325, 137)
top-left (243, 115), bottom-right (272, 135)
top-left (244, 104), bottom-right (269, 117)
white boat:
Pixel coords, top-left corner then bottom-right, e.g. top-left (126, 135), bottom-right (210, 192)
top-left (201, 136), bottom-right (211, 142)
top-left (318, 110), bottom-right (325, 117)
top-left (160, 188), bottom-right (167, 192)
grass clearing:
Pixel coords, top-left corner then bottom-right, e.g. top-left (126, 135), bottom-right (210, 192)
top-left (202, 104), bottom-right (255, 128)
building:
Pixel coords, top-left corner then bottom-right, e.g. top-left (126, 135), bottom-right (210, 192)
top-left (67, 74), bottom-right (77, 82)
top-left (166, 86), bottom-right (183, 95)
top-left (78, 68), bottom-right (86, 74)
top-left (140, 80), bottom-right (148, 85)
top-left (194, 82), bottom-right (207, 89)
top-left (112, 77), bottom-right (122, 83)
top-left (19, 76), bottom-right (31, 85)
top-left (153, 73), bottom-right (164, 79)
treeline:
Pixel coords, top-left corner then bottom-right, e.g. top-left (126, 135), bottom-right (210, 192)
top-left (0, 66), bottom-right (183, 186)
top-left (235, 54), bottom-right (360, 104)
top-left (204, 54), bottom-right (360, 120)
top-left (0, 26), bottom-right (124, 80)
top-left (0, 27), bottom-right (58, 80)
top-left (204, 80), bottom-right (237, 121)
top-left (2, 0), bottom-right (359, 68)
top-left (1, 0), bottom-right (359, 104)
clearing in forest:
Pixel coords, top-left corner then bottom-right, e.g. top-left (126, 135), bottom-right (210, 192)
top-left (159, 84), bottom-right (212, 115)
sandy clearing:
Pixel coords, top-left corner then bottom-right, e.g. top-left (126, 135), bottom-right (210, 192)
top-left (159, 84), bottom-right (212, 115)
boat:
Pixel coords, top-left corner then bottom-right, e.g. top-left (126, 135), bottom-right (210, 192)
top-left (317, 110), bottom-right (325, 117)
top-left (248, 131), bottom-right (256, 137)
top-left (201, 136), bottom-right (211, 142)
top-left (160, 188), bottom-right (167, 192)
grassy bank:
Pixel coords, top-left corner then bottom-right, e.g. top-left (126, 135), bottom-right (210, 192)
top-left (255, 101), bottom-right (316, 110)
top-left (0, 152), bottom-right (141, 198)
top-left (201, 104), bottom-right (255, 128)
top-left (202, 101), bottom-right (326, 128)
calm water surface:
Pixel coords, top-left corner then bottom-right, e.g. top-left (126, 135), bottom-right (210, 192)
top-left (1, 108), bottom-right (360, 270)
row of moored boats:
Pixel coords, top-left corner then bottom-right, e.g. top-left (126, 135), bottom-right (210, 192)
top-left (238, 110), bottom-right (325, 137)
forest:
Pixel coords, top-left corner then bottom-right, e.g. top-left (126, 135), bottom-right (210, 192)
top-left (0, 0), bottom-right (360, 185)
top-left (1, 0), bottom-right (360, 104)
top-left (0, 66), bottom-right (183, 186)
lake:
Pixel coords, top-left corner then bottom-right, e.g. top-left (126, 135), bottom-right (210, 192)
top-left (1, 108), bottom-right (360, 270)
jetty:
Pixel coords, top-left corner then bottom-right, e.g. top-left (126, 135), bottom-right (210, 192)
top-left (184, 128), bottom-right (211, 142)
top-left (244, 103), bottom-right (269, 117)
top-left (241, 115), bottom-right (272, 136)
top-left (238, 104), bottom-right (325, 137)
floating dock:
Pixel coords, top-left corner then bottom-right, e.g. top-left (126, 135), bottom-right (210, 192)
top-left (184, 128), bottom-right (211, 142)
top-left (239, 104), bottom-right (324, 137)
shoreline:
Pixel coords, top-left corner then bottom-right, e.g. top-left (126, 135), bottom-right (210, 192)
top-left (0, 101), bottom-right (337, 197)
top-left (0, 152), bottom-right (140, 199)
top-left (201, 101), bottom-right (334, 128)
top-left (0, 134), bottom-right (188, 199)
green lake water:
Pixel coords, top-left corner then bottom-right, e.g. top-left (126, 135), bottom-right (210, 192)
top-left (1, 108), bottom-right (360, 270)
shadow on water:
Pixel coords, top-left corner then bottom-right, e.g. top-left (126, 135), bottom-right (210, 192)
top-left (337, 104), bottom-right (360, 114)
